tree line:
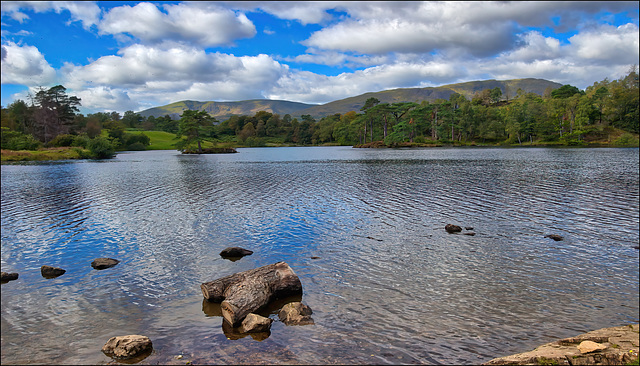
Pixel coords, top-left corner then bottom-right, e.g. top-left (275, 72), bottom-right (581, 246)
top-left (2, 66), bottom-right (638, 156)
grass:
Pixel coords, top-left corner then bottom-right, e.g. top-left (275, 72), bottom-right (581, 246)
top-left (138, 130), bottom-right (180, 150)
top-left (1, 147), bottom-right (90, 162)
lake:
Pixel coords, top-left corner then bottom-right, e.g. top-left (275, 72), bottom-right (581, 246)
top-left (1, 146), bottom-right (638, 365)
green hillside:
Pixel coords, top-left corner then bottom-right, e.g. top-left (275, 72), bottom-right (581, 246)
top-left (137, 78), bottom-right (563, 121)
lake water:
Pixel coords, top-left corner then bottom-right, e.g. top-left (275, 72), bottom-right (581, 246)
top-left (1, 146), bottom-right (638, 365)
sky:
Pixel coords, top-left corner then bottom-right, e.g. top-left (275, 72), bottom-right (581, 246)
top-left (1, 1), bottom-right (639, 115)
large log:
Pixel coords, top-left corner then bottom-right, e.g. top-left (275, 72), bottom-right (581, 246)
top-left (200, 261), bottom-right (303, 326)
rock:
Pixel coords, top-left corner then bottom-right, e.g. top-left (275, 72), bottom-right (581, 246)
top-left (91, 258), bottom-right (120, 270)
top-left (220, 247), bottom-right (253, 258)
top-left (240, 313), bottom-right (273, 333)
top-left (41, 265), bottom-right (66, 278)
top-left (310, 256), bottom-right (320, 259)
top-left (101, 335), bottom-right (152, 359)
top-left (465, 227), bottom-right (474, 230)
top-left (445, 224), bottom-right (462, 233)
top-left (278, 302), bottom-right (314, 326)
top-left (463, 232), bottom-right (476, 236)
top-left (1, 272), bottom-right (19, 282)
top-left (544, 234), bottom-right (564, 241)
top-left (577, 340), bottom-right (608, 354)
top-left (483, 324), bottom-right (639, 365)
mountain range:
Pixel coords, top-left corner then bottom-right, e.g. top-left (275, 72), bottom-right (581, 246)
top-left (137, 78), bottom-right (563, 121)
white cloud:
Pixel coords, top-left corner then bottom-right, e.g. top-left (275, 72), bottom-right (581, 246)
top-left (0, 1), bottom-right (101, 29)
top-left (0, 41), bottom-right (57, 86)
top-left (98, 2), bottom-right (256, 47)
top-left (568, 23), bottom-right (639, 65)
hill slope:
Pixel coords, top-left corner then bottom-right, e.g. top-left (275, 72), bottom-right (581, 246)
top-left (138, 78), bottom-right (563, 120)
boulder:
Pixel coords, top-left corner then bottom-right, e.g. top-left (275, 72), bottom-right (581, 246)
top-left (278, 302), bottom-right (314, 326)
top-left (102, 335), bottom-right (152, 359)
top-left (91, 258), bottom-right (120, 270)
top-left (445, 224), bottom-right (462, 233)
top-left (240, 313), bottom-right (273, 333)
top-left (544, 234), bottom-right (564, 241)
top-left (577, 340), bottom-right (607, 354)
top-left (220, 247), bottom-right (253, 258)
top-left (1, 272), bottom-right (19, 282)
top-left (41, 265), bottom-right (66, 278)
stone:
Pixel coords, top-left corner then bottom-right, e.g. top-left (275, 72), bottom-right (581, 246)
top-left (577, 340), bottom-right (607, 354)
top-left (463, 232), bottom-right (476, 236)
top-left (102, 335), bottom-right (152, 359)
top-left (41, 265), bottom-right (66, 278)
top-left (240, 313), bottom-right (273, 333)
top-left (544, 234), bottom-right (564, 241)
top-left (445, 224), bottom-right (462, 233)
top-left (91, 258), bottom-right (119, 270)
top-left (220, 247), bottom-right (253, 258)
top-left (465, 227), bottom-right (474, 230)
top-left (278, 302), bottom-right (314, 326)
top-left (1, 272), bottom-right (19, 282)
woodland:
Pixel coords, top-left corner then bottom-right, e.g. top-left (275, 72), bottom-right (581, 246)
top-left (1, 67), bottom-right (638, 159)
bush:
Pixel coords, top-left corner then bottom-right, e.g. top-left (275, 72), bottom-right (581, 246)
top-left (47, 134), bottom-right (75, 147)
top-left (127, 142), bottom-right (146, 151)
top-left (124, 132), bottom-right (150, 147)
top-left (71, 134), bottom-right (91, 148)
top-left (1, 128), bottom-right (42, 150)
top-left (614, 133), bottom-right (639, 147)
top-left (87, 137), bottom-right (115, 159)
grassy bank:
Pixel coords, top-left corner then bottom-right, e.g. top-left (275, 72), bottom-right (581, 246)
top-left (1, 147), bottom-right (91, 162)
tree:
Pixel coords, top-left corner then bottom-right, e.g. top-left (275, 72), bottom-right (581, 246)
top-left (122, 110), bottom-right (143, 128)
top-left (30, 85), bottom-right (81, 143)
top-left (175, 110), bottom-right (216, 153)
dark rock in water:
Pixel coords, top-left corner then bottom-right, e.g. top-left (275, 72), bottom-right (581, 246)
top-left (41, 265), bottom-right (66, 278)
top-left (463, 232), bottom-right (476, 236)
top-left (91, 258), bottom-right (120, 270)
top-left (465, 227), bottom-right (474, 230)
top-left (220, 247), bottom-right (253, 258)
top-left (310, 256), bottom-right (320, 259)
top-left (278, 302), bottom-right (314, 326)
top-left (544, 234), bottom-right (564, 241)
top-left (1, 272), bottom-right (19, 282)
top-left (102, 335), bottom-right (152, 359)
top-left (445, 224), bottom-right (462, 233)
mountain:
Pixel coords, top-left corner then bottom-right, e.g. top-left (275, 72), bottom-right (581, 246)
top-left (138, 99), bottom-right (315, 120)
top-left (138, 78), bottom-right (563, 120)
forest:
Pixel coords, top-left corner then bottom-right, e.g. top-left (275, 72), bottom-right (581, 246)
top-left (1, 67), bottom-right (638, 158)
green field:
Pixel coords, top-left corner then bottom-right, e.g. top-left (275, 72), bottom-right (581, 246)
top-left (139, 130), bottom-right (179, 150)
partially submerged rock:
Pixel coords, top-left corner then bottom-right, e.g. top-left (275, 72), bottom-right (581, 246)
top-left (544, 234), bottom-right (564, 241)
top-left (240, 313), bottom-right (273, 333)
top-left (102, 334), bottom-right (152, 359)
top-left (483, 323), bottom-right (639, 365)
top-left (278, 302), bottom-right (314, 326)
top-left (445, 224), bottom-right (462, 233)
top-left (41, 265), bottom-right (66, 278)
top-left (1, 272), bottom-right (19, 282)
top-left (220, 247), bottom-right (253, 259)
top-left (91, 258), bottom-right (120, 270)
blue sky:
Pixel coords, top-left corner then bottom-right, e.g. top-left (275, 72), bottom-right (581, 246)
top-left (1, 1), bottom-right (639, 115)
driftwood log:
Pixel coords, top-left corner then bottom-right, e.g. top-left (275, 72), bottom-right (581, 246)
top-left (200, 261), bottom-right (303, 326)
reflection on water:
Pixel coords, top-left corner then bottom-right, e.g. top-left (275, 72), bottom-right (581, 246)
top-left (1, 147), bottom-right (639, 365)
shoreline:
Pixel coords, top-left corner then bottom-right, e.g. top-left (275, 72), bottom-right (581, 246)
top-left (484, 324), bottom-right (639, 365)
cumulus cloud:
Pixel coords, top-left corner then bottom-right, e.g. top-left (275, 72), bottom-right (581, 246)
top-left (98, 2), bottom-right (256, 47)
top-left (568, 23), bottom-right (639, 65)
top-left (0, 42), bottom-right (57, 86)
top-left (0, 1), bottom-right (101, 29)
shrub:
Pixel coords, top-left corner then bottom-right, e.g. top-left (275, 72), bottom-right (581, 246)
top-left (1, 128), bottom-right (42, 150)
top-left (87, 137), bottom-right (115, 159)
top-left (47, 134), bottom-right (76, 147)
top-left (127, 142), bottom-right (146, 151)
top-left (614, 133), bottom-right (639, 147)
top-left (124, 132), bottom-right (150, 147)
top-left (71, 134), bottom-right (91, 148)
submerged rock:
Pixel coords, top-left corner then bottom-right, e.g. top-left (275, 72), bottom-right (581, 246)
top-left (1, 272), bottom-right (19, 282)
top-left (41, 265), bottom-right (66, 278)
top-left (278, 302), bottom-right (314, 326)
top-left (91, 258), bottom-right (120, 270)
top-left (102, 335), bottom-right (152, 359)
top-left (220, 247), bottom-right (253, 258)
top-left (445, 224), bottom-right (462, 233)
